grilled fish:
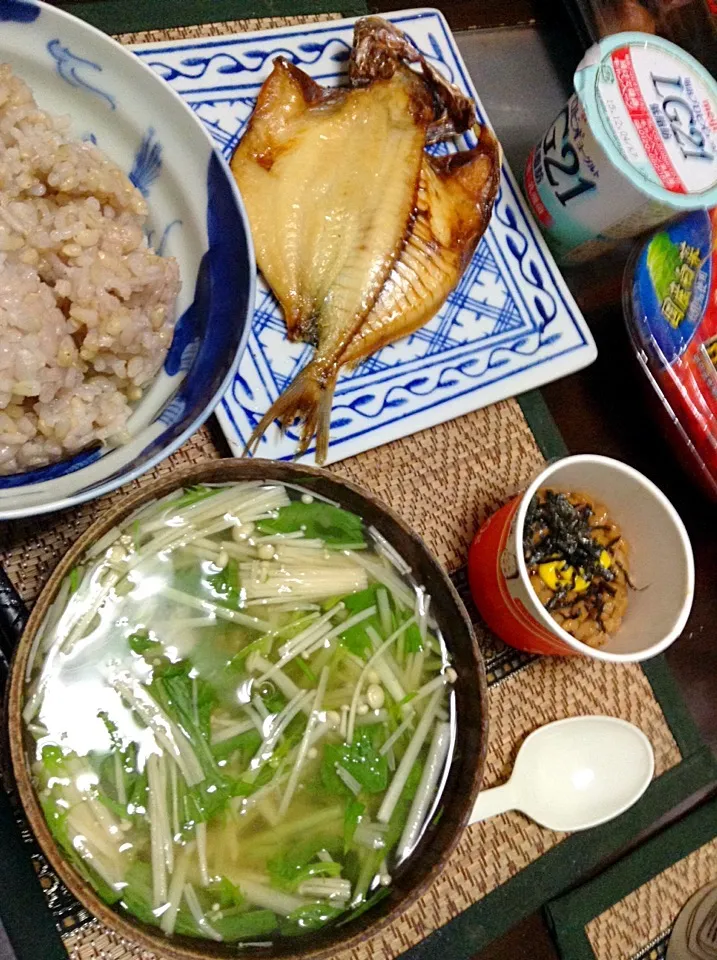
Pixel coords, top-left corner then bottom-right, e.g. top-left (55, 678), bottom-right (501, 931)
top-left (231, 17), bottom-right (500, 462)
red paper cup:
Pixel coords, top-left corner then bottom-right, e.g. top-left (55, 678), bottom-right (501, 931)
top-left (468, 455), bottom-right (694, 662)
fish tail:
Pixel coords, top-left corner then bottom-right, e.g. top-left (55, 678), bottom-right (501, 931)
top-left (244, 361), bottom-right (338, 464)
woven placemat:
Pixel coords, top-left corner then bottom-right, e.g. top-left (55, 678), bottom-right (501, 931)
top-left (6, 396), bottom-right (709, 960)
top-left (2, 13), bottom-right (716, 960)
top-left (4, 416), bottom-right (716, 960)
top-left (0, 399), bottom-right (541, 604)
top-left (546, 797), bottom-right (717, 960)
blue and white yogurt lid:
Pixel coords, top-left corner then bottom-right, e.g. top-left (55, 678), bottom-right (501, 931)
top-left (575, 32), bottom-right (717, 209)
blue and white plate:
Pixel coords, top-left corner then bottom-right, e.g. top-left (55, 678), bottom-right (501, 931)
top-left (134, 9), bottom-right (597, 465)
top-left (0, 0), bottom-right (254, 519)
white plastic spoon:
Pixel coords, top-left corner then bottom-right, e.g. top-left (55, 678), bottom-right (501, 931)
top-left (469, 716), bottom-right (655, 831)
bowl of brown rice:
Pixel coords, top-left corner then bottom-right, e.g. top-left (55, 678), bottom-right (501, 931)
top-left (0, 0), bottom-right (255, 519)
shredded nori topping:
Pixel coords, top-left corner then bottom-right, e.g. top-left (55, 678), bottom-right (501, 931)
top-left (523, 490), bottom-right (616, 584)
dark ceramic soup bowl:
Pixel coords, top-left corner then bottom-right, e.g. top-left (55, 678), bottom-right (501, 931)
top-left (8, 459), bottom-right (487, 960)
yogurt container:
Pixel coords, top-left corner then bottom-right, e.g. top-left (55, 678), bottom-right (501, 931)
top-left (524, 32), bottom-right (717, 263)
top-left (624, 207), bottom-right (717, 500)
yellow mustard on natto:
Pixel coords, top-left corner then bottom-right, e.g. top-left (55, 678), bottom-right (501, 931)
top-left (538, 549), bottom-right (612, 594)
top-left (537, 561), bottom-right (590, 594)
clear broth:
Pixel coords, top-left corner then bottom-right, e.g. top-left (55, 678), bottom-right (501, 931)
top-left (23, 481), bottom-right (455, 944)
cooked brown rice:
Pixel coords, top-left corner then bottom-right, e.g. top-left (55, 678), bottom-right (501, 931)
top-left (0, 63), bottom-right (180, 475)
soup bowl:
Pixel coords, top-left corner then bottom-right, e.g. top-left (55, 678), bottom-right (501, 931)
top-left (7, 459), bottom-right (487, 960)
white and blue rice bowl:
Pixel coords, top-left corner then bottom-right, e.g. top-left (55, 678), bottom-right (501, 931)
top-left (0, 0), bottom-right (255, 519)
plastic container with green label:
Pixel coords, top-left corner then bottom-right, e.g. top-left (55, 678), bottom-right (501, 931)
top-left (624, 207), bottom-right (717, 500)
top-left (524, 32), bottom-right (717, 264)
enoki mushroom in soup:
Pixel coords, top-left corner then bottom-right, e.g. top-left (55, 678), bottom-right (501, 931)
top-left (22, 480), bottom-right (456, 944)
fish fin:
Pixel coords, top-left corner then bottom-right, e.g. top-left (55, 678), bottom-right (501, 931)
top-left (244, 362), bottom-right (339, 464)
